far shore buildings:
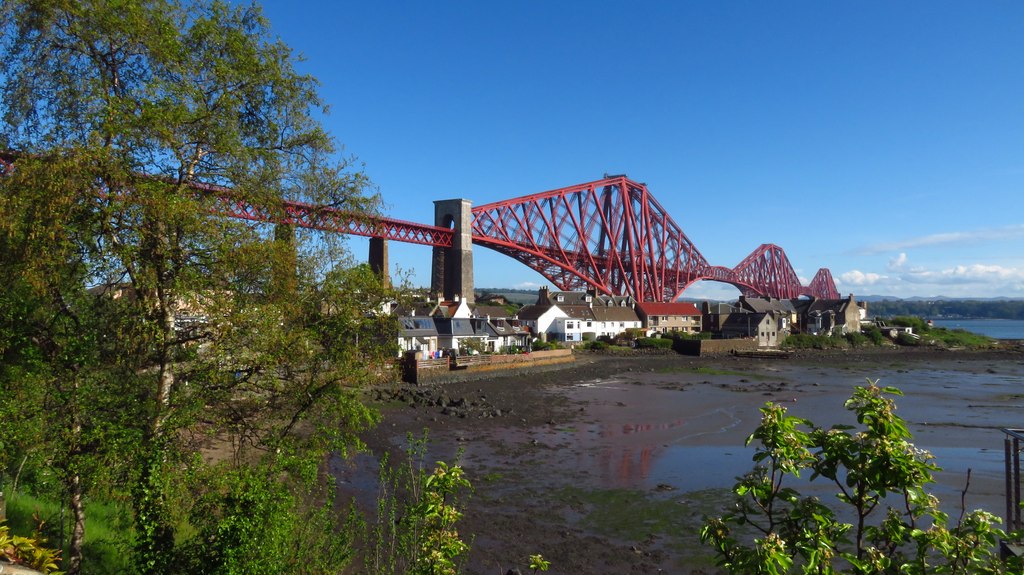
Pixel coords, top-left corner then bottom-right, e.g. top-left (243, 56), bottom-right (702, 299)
top-left (395, 287), bottom-right (866, 354)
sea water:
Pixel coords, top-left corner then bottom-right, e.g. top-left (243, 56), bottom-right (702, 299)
top-left (931, 318), bottom-right (1024, 339)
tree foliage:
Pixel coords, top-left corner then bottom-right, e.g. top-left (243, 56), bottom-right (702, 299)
top-left (0, 1), bottom-right (394, 573)
top-left (702, 382), bottom-right (1020, 574)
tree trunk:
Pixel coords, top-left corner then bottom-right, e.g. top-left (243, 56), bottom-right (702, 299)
top-left (67, 471), bottom-right (86, 575)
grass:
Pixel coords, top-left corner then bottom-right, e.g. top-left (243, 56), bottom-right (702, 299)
top-left (923, 327), bottom-right (996, 348)
top-left (5, 491), bottom-right (132, 574)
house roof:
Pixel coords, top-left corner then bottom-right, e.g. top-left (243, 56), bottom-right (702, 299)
top-left (739, 296), bottom-right (796, 314)
top-left (720, 311), bottom-right (772, 333)
top-left (549, 291), bottom-right (594, 305)
top-left (433, 318), bottom-right (477, 336)
top-left (805, 297), bottom-right (852, 315)
top-left (590, 306), bottom-right (641, 322)
top-left (398, 317), bottom-right (438, 337)
top-left (472, 304), bottom-right (510, 319)
top-left (559, 305), bottom-right (595, 320)
top-left (515, 303), bottom-right (559, 321)
top-left (635, 301), bottom-right (701, 317)
top-left (473, 318), bottom-right (526, 337)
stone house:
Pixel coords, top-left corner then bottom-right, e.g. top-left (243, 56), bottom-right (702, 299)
top-left (635, 301), bottom-right (702, 335)
top-left (793, 295), bottom-right (862, 336)
top-left (719, 311), bottom-right (780, 347)
top-left (736, 296), bottom-right (795, 338)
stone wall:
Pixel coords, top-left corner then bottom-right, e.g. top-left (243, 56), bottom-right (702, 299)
top-left (675, 338), bottom-right (759, 357)
top-left (403, 349), bottom-right (574, 384)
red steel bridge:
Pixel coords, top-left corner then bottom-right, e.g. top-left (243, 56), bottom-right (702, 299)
top-left (0, 154), bottom-right (838, 302)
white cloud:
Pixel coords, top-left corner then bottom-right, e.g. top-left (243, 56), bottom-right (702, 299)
top-left (856, 224), bottom-right (1024, 256)
top-left (835, 260), bottom-right (1024, 298)
top-left (887, 252), bottom-right (908, 271)
top-left (839, 270), bottom-right (886, 286)
top-left (900, 263), bottom-right (1024, 285)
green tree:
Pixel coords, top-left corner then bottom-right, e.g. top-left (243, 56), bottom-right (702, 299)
top-left (702, 382), bottom-right (1018, 574)
top-left (0, 1), bottom-right (392, 573)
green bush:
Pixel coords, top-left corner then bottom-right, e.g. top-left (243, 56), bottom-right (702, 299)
top-left (530, 339), bottom-right (557, 351)
top-left (634, 337), bottom-right (673, 349)
top-left (581, 340), bottom-right (609, 351)
top-left (862, 324), bottom-right (886, 345)
top-left (891, 315), bottom-right (930, 334)
top-left (844, 331), bottom-right (869, 347)
top-left (702, 383), bottom-right (1019, 574)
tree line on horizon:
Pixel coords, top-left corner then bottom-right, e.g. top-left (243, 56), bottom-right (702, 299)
top-left (867, 299), bottom-right (1024, 320)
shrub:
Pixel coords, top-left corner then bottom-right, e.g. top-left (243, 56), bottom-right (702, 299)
top-left (862, 324), bottom-right (886, 345)
top-left (891, 315), bottom-right (930, 334)
top-left (530, 339), bottom-right (556, 351)
top-left (844, 331), bottom-right (869, 347)
top-left (0, 521), bottom-right (62, 574)
top-left (702, 382), bottom-right (1019, 574)
top-left (634, 337), bottom-right (672, 349)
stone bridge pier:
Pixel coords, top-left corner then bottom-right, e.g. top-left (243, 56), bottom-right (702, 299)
top-left (430, 199), bottom-right (474, 304)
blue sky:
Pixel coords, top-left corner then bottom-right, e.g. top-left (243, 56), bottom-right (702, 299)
top-left (257, 1), bottom-right (1024, 300)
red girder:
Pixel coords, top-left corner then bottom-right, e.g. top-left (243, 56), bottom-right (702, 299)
top-left (470, 180), bottom-right (839, 303)
top-left (209, 190), bottom-right (453, 248)
top-left (2, 150), bottom-right (839, 301)
top-left (731, 244), bottom-right (805, 299)
top-left (470, 176), bottom-right (711, 302)
top-left (808, 268), bottom-right (841, 299)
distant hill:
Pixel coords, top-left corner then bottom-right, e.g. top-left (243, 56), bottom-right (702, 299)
top-left (859, 295), bottom-right (1024, 303)
top-left (475, 288), bottom-right (538, 305)
top-left (863, 298), bottom-right (1024, 320)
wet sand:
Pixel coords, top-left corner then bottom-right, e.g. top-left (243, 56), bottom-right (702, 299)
top-left (345, 347), bottom-right (1024, 574)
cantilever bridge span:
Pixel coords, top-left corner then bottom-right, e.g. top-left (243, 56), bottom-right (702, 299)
top-left (0, 153), bottom-right (838, 302)
top-left (214, 173), bottom-right (838, 303)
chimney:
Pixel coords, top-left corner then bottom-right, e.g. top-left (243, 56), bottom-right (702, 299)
top-left (537, 286), bottom-right (550, 305)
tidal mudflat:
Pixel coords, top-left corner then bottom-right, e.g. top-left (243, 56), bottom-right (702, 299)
top-left (345, 348), bottom-right (1024, 574)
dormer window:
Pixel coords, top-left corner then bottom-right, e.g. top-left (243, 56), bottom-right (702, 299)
top-left (556, 295), bottom-right (563, 302)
